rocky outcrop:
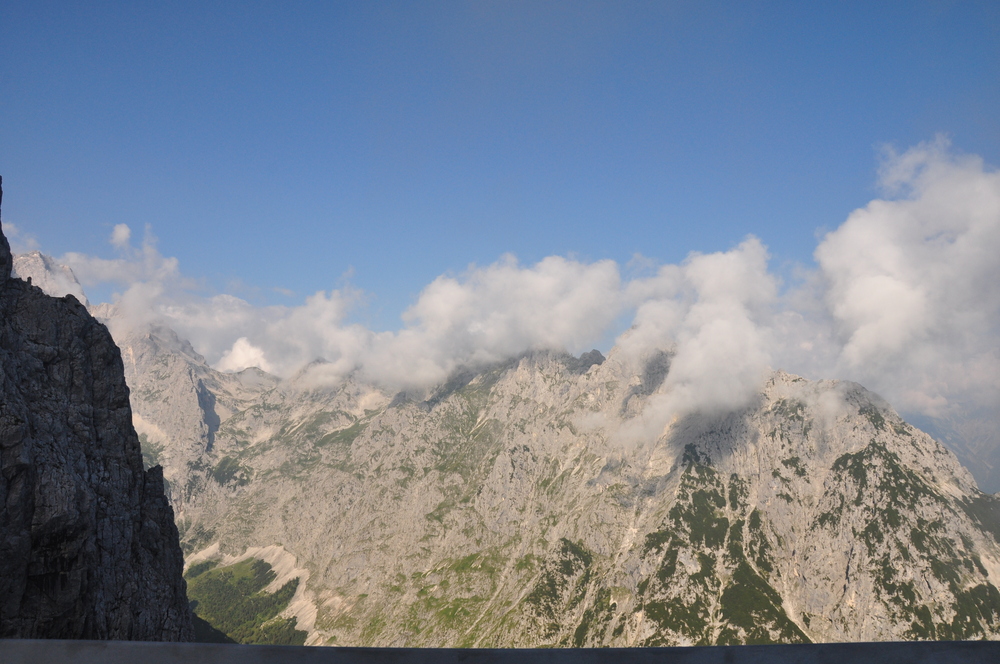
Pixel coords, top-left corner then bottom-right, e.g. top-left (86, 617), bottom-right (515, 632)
top-left (99, 323), bottom-right (280, 506)
top-left (0, 178), bottom-right (193, 640)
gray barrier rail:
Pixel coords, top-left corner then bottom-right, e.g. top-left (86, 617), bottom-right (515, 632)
top-left (2, 640), bottom-right (1000, 664)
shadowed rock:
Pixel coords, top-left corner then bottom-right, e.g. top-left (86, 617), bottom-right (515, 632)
top-left (0, 177), bottom-right (193, 640)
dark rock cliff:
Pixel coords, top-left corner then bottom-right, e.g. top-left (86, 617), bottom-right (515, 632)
top-left (0, 178), bottom-right (194, 640)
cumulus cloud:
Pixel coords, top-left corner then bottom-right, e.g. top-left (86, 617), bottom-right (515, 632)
top-left (657, 238), bottom-right (776, 411)
top-left (114, 255), bottom-right (624, 390)
top-left (110, 223), bottom-right (131, 249)
top-left (610, 138), bottom-right (999, 438)
top-left (360, 255), bottom-right (623, 388)
top-left (23, 138), bottom-right (998, 448)
top-left (815, 137), bottom-right (1000, 417)
top-left (614, 238), bottom-right (778, 442)
top-left (217, 337), bottom-right (275, 374)
top-left (61, 224), bottom-right (181, 288)
top-left (54, 231), bottom-right (624, 390)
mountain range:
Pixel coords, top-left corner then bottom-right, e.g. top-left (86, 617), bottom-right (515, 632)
top-left (12, 250), bottom-right (1000, 647)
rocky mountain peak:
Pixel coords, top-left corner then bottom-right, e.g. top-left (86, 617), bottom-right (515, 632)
top-left (114, 311), bottom-right (1000, 645)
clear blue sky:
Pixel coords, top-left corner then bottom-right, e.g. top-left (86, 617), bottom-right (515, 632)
top-left (2, 1), bottom-right (998, 329)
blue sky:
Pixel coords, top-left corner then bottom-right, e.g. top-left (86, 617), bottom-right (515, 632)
top-left (3, 1), bottom-right (998, 329)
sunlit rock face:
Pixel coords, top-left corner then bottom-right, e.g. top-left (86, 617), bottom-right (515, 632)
top-left (109, 305), bottom-right (1000, 646)
top-left (0, 181), bottom-right (193, 641)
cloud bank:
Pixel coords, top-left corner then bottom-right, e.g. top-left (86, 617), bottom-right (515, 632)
top-left (816, 137), bottom-right (1000, 418)
top-left (44, 139), bottom-right (999, 433)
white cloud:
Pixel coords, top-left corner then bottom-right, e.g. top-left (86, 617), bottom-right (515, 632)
top-left (62, 224), bottom-right (181, 288)
top-left (59, 243), bottom-right (623, 391)
top-left (614, 238), bottom-right (778, 441)
top-left (661, 237), bottom-right (776, 410)
top-left (815, 137), bottom-right (1000, 417)
top-left (610, 140), bottom-right (1000, 439)
top-left (217, 337), bottom-right (275, 374)
top-left (110, 223), bottom-right (132, 249)
top-left (3, 222), bottom-right (40, 253)
top-left (360, 255), bottom-right (624, 388)
top-left (16, 139), bottom-right (997, 450)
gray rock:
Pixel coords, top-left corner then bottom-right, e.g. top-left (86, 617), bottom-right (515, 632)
top-left (563, 349), bottom-right (606, 375)
top-left (0, 179), bottom-right (193, 640)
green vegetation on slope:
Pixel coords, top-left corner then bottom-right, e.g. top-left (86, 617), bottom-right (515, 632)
top-left (813, 439), bottom-right (1000, 639)
top-left (638, 445), bottom-right (808, 646)
top-left (211, 455), bottom-right (252, 487)
top-left (138, 433), bottom-right (164, 471)
top-left (524, 538), bottom-right (595, 643)
top-left (185, 558), bottom-right (307, 645)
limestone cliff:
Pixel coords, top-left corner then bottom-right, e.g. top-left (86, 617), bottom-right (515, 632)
top-left (0, 178), bottom-right (193, 640)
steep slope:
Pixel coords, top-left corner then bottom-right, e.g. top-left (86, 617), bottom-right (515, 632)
top-left (0, 182), bottom-right (193, 640)
top-left (122, 322), bottom-right (1000, 646)
top-left (100, 322), bottom-right (280, 504)
top-left (907, 412), bottom-right (1000, 495)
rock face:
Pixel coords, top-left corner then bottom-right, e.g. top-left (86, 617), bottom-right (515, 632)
top-left (114, 317), bottom-right (1000, 646)
top-left (98, 322), bottom-right (280, 495)
top-left (0, 180), bottom-right (193, 640)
